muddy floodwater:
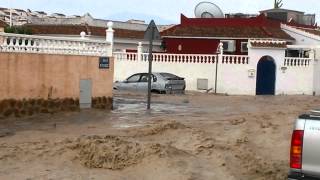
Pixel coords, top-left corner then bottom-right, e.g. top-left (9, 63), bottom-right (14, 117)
top-left (0, 92), bottom-right (319, 180)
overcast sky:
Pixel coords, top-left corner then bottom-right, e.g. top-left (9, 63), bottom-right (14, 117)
top-left (0, 0), bottom-right (318, 24)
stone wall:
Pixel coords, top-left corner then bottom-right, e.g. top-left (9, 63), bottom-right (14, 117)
top-left (0, 97), bottom-right (113, 119)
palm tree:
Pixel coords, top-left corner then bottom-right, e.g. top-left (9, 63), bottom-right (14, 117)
top-left (274, 0), bottom-right (283, 8)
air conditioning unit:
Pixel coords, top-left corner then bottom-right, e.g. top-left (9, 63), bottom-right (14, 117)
top-left (221, 40), bottom-right (236, 52)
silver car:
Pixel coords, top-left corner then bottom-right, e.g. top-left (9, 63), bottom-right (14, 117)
top-left (114, 72), bottom-right (186, 94)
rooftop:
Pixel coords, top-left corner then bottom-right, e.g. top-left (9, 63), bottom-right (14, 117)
top-left (24, 24), bottom-right (145, 39)
top-left (260, 8), bottom-right (305, 14)
top-left (161, 14), bottom-right (294, 40)
top-left (296, 27), bottom-right (320, 36)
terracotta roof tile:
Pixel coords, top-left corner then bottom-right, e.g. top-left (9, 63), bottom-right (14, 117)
top-left (25, 24), bottom-right (87, 35)
top-left (161, 25), bottom-right (294, 40)
top-left (89, 26), bottom-right (145, 39)
top-left (24, 24), bottom-right (145, 39)
top-left (249, 40), bottom-right (287, 48)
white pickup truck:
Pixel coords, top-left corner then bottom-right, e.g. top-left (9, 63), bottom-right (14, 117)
top-left (288, 110), bottom-right (320, 180)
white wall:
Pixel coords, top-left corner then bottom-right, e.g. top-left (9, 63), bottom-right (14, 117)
top-left (115, 53), bottom-right (257, 95)
top-left (281, 24), bottom-right (320, 95)
top-left (279, 63), bottom-right (314, 95)
top-left (114, 47), bottom-right (315, 95)
top-left (216, 56), bottom-right (255, 95)
top-left (313, 48), bottom-right (320, 95)
top-left (249, 48), bottom-right (314, 95)
top-left (114, 54), bottom-right (217, 92)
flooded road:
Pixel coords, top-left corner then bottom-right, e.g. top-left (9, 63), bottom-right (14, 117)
top-left (0, 92), bottom-right (319, 180)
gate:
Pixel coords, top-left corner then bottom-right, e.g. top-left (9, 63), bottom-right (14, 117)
top-left (256, 56), bottom-right (276, 95)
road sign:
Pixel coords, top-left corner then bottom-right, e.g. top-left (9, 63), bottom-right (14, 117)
top-left (144, 20), bottom-right (160, 110)
top-left (144, 20), bottom-right (161, 41)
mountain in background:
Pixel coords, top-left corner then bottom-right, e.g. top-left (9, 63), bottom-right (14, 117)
top-left (106, 12), bottom-right (176, 25)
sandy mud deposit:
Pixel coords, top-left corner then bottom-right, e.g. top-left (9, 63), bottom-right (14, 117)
top-left (71, 135), bottom-right (161, 170)
top-left (0, 94), bottom-right (319, 179)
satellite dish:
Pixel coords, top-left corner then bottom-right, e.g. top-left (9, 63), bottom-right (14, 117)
top-left (194, 1), bottom-right (224, 18)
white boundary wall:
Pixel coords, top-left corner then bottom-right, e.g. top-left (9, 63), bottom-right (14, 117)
top-left (114, 52), bottom-right (255, 95)
top-left (249, 48), bottom-right (313, 95)
top-left (114, 52), bottom-right (218, 92)
top-left (281, 25), bottom-right (320, 95)
top-left (114, 46), bottom-right (314, 95)
top-left (216, 55), bottom-right (253, 95)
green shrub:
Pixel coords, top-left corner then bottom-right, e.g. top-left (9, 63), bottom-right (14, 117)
top-left (4, 26), bottom-right (32, 35)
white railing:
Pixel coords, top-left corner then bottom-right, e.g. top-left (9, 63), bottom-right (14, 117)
top-left (114, 52), bottom-right (250, 65)
top-left (142, 53), bottom-right (218, 64)
top-left (284, 57), bottom-right (312, 67)
top-left (114, 52), bottom-right (138, 61)
top-left (221, 55), bottom-right (249, 64)
top-left (0, 32), bottom-right (111, 56)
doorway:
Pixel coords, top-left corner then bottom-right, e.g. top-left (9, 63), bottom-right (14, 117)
top-left (256, 56), bottom-right (276, 95)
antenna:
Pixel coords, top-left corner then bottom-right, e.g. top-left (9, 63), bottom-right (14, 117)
top-left (274, 0), bottom-right (283, 9)
top-left (194, 2), bottom-right (224, 18)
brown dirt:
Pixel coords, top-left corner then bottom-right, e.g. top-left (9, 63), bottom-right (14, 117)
top-left (72, 135), bottom-right (150, 170)
top-left (0, 93), bottom-right (319, 180)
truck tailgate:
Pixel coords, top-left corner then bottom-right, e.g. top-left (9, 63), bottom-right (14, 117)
top-left (302, 120), bottom-right (320, 176)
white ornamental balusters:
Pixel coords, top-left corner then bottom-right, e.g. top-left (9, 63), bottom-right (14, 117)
top-left (8, 38), bottom-right (14, 52)
top-left (0, 33), bottom-right (110, 56)
top-left (137, 42), bottom-right (143, 61)
top-left (21, 38), bottom-right (27, 52)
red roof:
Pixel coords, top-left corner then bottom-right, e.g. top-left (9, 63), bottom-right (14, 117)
top-left (24, 24), bottom-right (145, 39)
top-left (0, 20), bottom-right (8, 28)
top-left (161, 14), bottom-right (294, 40)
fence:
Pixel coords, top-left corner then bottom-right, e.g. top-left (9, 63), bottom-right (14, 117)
top-left (0, 32), bottom-right (111, 56)
top-left (277, 57), bottom-right (314, 95)
top-left (284, 57), bottom-right (312, 67)
top-left (114, 51), bottom-right (251, 94)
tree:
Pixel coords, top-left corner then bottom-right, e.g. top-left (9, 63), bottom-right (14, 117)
top-left (274, 0), bottom-right (283, 8)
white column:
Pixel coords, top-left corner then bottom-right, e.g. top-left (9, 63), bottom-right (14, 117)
top-left (106, 21), bottom-right (114, 57)
top-left (310, 49), bottom-right (315, 60)
top-left (219, 42), bottom-right (224, 55)
top-left (137, 42), bottom-right (142, 61)
top-left (80, 31), bottom-right (86, 39)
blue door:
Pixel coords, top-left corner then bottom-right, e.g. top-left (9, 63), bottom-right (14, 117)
top-left (256, 56), bottom-right (276, 95)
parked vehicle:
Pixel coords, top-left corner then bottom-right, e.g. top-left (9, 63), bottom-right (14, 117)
top-left (288, 110), bottom-right (320, 180)
top-left (114, 72), bottom-right (186, 94)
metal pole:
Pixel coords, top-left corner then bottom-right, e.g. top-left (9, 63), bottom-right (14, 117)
top-left (147, 27), bottom-right (155, 110)
top-left (214, 53), bottom-right (218, 94)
